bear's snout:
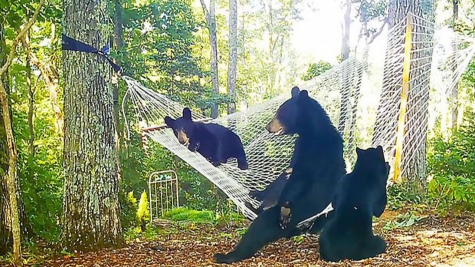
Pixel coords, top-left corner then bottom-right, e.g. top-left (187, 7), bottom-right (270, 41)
top-left (177, 131), bottom-right (189, 145)
top-left (266, 117), bottom-right (284, 135)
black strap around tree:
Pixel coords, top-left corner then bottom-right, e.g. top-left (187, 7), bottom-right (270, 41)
top-left (62, 34), bottom-right (122, 73)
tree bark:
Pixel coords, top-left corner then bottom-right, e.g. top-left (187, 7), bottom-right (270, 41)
top-left (200, 0), bottom-right (219, 118)
top-left (113, 0), bottom-right (124, 179)
top-left (338, 0), bottom-right (352, 134)
top-left (373, 0), bottom-right (435, 190)
top-left (227, 0), bottom-right (238, 114)
top-left (61, 0), bottom-right (123, 252)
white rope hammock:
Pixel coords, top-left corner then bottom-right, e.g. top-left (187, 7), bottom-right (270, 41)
top-left (122, 14), bottom-right (475, 220)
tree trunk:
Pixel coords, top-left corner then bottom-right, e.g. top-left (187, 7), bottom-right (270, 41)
top-left (0, 21), bottom-right (13, 258)
top-left (113, 0), bottom-right (124, 179)
top-left (373, 0), bottom-right (435, 190)
top-left (61, 0), bottom-right (123, 252)
top-left (450, 0), bottom-right (459, 130)
top-left (338, 0), bottom-right (352, 134)
top-left (200, 0), bottom-right (219, 118)
top-left (25, 34), bottom-right (36, 165)
top-left (227, 0), bottom-right (238, 115)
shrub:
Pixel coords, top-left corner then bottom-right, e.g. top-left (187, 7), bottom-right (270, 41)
top-left (427, 111), bottom-right (475, 213)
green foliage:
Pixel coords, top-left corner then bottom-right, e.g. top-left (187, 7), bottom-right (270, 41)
top-left (301, 61), bottom-right (332, 81)
top-left (4, 9), bottom-right (64, 243)
top-left (292, 235), bottom-right (305, 245)
top-left (137, 191), bottom-right (150, 223)
top-left (383, 212), bottom-right (426, 231)
top-left (427, 111), bottom-right (475, 213)
top-left (387, 183), bottom-right (427, 210)
top-left (118, 0), bottom-right (213, 111)
top-left (163, 207), bottom-right (215, 223)
top-left (124, 224), bottom-right (165, 242)
top-left (120, 191), bottom-right (139, 229)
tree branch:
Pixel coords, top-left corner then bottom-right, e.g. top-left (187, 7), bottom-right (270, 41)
top-left (0, 0), bottom-right (46, 76)
top-left (21, 36), bottom-right (64, 135)
top-left (368, 18), bottom-right (388, 44)
top-left (199, 0), bottom-right (211, 25)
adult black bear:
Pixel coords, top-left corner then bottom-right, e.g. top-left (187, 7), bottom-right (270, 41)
top-left (214, 86), bottom-right (346, 263)
top-left (164, 108), bottom-right (248, 170)
top-left (318, 146), bottom-right (389, 262)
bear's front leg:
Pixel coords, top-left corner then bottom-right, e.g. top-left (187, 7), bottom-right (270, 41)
top-left (188, 140), bottom-right (199, 152)
top-left (211, 140), bottom-right (224, 166)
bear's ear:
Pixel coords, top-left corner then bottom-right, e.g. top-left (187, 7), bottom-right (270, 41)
top-left (164, 116), bottom-right (174, 127)
top-left (291, 86), bottom-right (300, 98)
top-left (376, 145), bottom-right (384, 157)
top-left (299, 90), bottom-right (309, 99)
top-left (183, 107), bottom-right (192, 120)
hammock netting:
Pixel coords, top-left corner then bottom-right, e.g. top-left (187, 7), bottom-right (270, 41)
top-left (122, 14), bottom-right (475, 220)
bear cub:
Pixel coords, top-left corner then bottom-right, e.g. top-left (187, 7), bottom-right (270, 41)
top-left (164, 107), bottom-right (248, 170)
top-left (318, 145), bottom-right (389, 262)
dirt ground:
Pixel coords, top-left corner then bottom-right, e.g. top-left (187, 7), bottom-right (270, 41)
top-left (3, 210), bottom-right (475, 267)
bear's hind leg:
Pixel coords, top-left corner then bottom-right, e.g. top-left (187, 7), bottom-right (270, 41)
top-left (368, 235), bottom-right (386, 257)
top-left (214, 207), bottom-right (285, 263)
top-left (351, 235), bottom-right (386, 261)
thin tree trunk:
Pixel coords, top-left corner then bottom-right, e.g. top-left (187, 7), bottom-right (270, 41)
top-left (25, 34), bottom-right (36, 164)
top-left (61, 0), bottom-right (123, 252)
top-left (338, 0), bottom-right (352, 134)
top-left (227, 0), bottom-right (238, 115)
top-left (200, 0), bottom-right (219, 118)
top-left (450, 0), bottom-right (459, 130)
top-left (0, 2), bottom-right (44, 263)
top-left (266, 1), bottom-right (276, 97)
top-left (0, 20), bottom-right (12, 258)
top-left (113, 0), bottom-right (124, 179)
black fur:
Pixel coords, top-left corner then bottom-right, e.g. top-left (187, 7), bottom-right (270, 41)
top-left (318, 146), bottom-right (389, 262)
top-left (165, 108), bottom-right (248, 170)
top-left (214, 87), bottom-right (345, 263)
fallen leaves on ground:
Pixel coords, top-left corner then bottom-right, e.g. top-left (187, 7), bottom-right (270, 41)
top-left (4, 210), bottom-right (475, 267)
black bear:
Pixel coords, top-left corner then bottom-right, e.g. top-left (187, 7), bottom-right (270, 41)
top-left (318, 146), bottom-right (389, 262)
top-left (214, 86), bottom-right (346, 263)
top-left (164, 107), bottom-right (248, 170)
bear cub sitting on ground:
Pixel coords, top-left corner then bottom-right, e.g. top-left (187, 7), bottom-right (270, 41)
top-left (318, 145), bottom-right (389, 262)
top-left (164, 108), bottom-right (248, 170)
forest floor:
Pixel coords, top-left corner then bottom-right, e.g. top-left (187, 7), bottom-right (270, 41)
top-left (2, 209), bottom-right (475, 267)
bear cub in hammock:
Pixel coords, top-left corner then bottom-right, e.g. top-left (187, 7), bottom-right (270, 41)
top-left (318, 145), bottom-right (389, 262)
top-left (164, 107), bottom-right (248, 170)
